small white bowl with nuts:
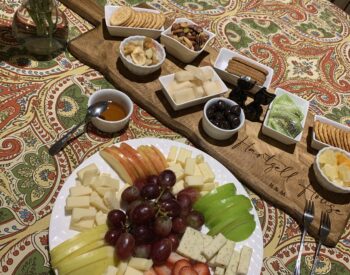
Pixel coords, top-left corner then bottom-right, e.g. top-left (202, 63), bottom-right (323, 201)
top-left (119, 35), bottom-right (166, 75)
top-left (160, 18), bottom-right (215, 63)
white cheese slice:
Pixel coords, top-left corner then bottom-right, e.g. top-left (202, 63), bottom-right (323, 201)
top-left (177, 148), bottom-right (192, 167)
top-left (103, 191), bottom-right (119, 210)
top-left (96, 174), bottom-right (120, 189)
top-left (236, 246), bottom-right (252, 275)
top-left (94, 187), bottom-right (117, 197)
top-left (202, 233), bottom-right (227, 260)
top-left (71, 207), bottom-right (97, 223)
top-left (172, 180), bottom-right (185, 195)
top-left (69, 186), bottom-right (92, 197)
top-left (185, 175), bottom-right (204, 187)
top-left (177, 227), bottom-right (206, 262)
top-left (184, 158), bottom-right (196, 176)
top-left (90, 191), bottom-right (108, 213)
top-left (194, 164), bottom-right (202, 176)
top-left (167, 146), bottom-right (178, 162)
top-left (215, 240), bottom-right (235, 267)
top-left (168, 163), bottom-right (183, 173)
top-left (82, 175), bottom-right (99, 187)
top-left (198, 162), bottom-right (215, 183)
top-left (225, 250), bottom-right (240, 275)
top-left (65, 196), bottom-right (90, 211)
top-left (95, 211), bottom-right (107, 226)
top-left (128, 257), bottom-right (153, 271)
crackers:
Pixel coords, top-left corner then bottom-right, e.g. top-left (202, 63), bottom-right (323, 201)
top-left (314, 120), bottom-right (350, 152)
top-left (109, 7), bottom-right (165, 30)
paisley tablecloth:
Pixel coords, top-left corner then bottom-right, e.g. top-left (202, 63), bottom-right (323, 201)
top-left (1, 0), bottom-right (349, 274)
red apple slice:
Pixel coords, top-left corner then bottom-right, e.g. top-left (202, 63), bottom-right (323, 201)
top-left (120, 143), bottom-right (151, 177)
top-left (100, 146), bottom-right (137, 185)
top-left (137, 147), bottom-right (159, 176)
top-left (140, 145), bottom-right (164, 175)
top-left (119, 143), bottom-right (147, 180)
top-left (112, 146), bottom-right (141, 181)
top-left (151, 145), bottom-right (168, 169)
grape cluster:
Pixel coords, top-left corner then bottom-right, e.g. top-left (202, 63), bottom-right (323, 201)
top-left (206, 100), bottom-right (241, 130)
top-left (105, 170), bottom-right (204, 265)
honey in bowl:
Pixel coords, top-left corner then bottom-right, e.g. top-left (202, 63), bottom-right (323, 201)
top-left (99, 101), bottom-right (127, 121)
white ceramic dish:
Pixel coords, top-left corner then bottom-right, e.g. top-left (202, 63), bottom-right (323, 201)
top-left (213, 48), bottom-right (274, 94)
top-left (262, 88), bottom-right (310, 145)
top-left (49, 138), bottom-right (263, 275)
top-left (158, 66), bottom-right (228, 111)
top-left (313, 147), bottom-right (350, 193)
top-left (104, 5), bottom-right (164, 39)
top-left (88, 89), bottom-right (133, 133)
top-left (160, 18), bottom-right (216, 63)
top-left (202, 98), bottom-right (245, 140)
top-left (119, 35), bottom-right (166, 76)
top-left (311, 115), bottom-right (350, 151)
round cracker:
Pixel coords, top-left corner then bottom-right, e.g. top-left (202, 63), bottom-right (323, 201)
top-left (339, 129), bottom-right (347, 151)
top-left (140, 12), bottom-right (151, 28)
top-left (154, 13), bottom-right (165, 29)
top-left (334, 127), bottom-right (342, 149)
top-left (122, 8), bottom-right (136, 26)
top-left (320, 122), bottom-right (330, 145)
top-left (149, 13), bottom-right (159, 29)
top-left (110, 6), bottom-right (132, 26)
top-left (344, 132), bottom-right (350, 152)
top-left (145, 12), bottom-right (155, 29)
top-left (129, 11), bottom-right (141, 27)
top-left (326, 124), bottom-right (336, 147)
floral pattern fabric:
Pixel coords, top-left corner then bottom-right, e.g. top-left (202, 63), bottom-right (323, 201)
top-left (0, 0), bottom-right (349, 274)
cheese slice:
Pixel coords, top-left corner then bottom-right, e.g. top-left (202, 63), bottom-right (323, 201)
top-left (198, 162), bottom-right (215, 183)
top-left (95, 211), bottom-right (108, 226)
top-left (97, 174), bottom-right (120, 189)
top-left (70, 218), bottom-right (95, 231)
top-left (177, 227), bottom-right (206, 262)
top-left (66, 196), bottom-right (90, 211)
top-left (167, 146), bottom-right (178, 162)
top-left (77, 163), bottom-right (99, 182)
top-left (225, 250), bottom-right (240, 275)
top-left (71, 207), bottom-right (97, 223)
top-left (177, 148), bottom-right (192, 167)
top-left (172, 180), bottom-right (185, 195)
top-left (236, 246), bottom-right (252, 275)
top-left (215, 240), bottom-right (235, 267)
top-left (69, 186), bottom-right (92, 197)
top-left (201, 182), bottom-right (216, 192)
top-left (116, 262), bottom-right (128, 275)
top-left (90, 191), bottom-right (108, 213)
top-left (202, 233), bottom-right (227, 260)
top-left (94, 187), bottom-right (117, 197)
top-left (184, 158), bottom-right (196, 176)
top-left (103, 191), bottom-right (119, 210)
top-left (185, 175), bottom-right (204, 187)
top-left (128, 257), bottom-right (153, 271)
top-left (168, 163), bottom-right (183, 173)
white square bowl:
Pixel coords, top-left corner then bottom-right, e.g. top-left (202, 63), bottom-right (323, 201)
top-left (158, 66), bottom-right (228, 111)
top-left (311, 115), bottom-right (350, 151)
top-left (213, 48), bottom-right (274, 94)
top-left (160, 18), bottom-right (216, 63)
top-left (104, 5), bottom-right (164, 39)
top-left (262, 88), bottom-right (310, 145)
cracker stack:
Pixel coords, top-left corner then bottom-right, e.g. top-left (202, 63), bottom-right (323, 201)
top-left (110, 6), bottom-right (165, 29)
top-left (314, 120), bottom-right (350, 152)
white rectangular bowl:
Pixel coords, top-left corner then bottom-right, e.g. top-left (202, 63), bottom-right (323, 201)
top-left (311, 115), bottom-right (350, 150)
top-left (158, 66), bottom-right (228, 111)
top-left (262, 88), bottom-right (310, 145)
top-left (104, 5), bottom-right (164, 39)
top-left (213, 48), bottom-right (274, 94)
top-left (160, 18), bottom-right (216, 63)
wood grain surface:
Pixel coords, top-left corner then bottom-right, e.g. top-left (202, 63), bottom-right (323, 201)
top-left (62, 0), bottom-right (350, 247)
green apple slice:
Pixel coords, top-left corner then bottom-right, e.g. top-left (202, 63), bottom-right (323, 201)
top-left (208, 211), bottom-right (253, 236)
top-left (193, 183), bottom-right (236, 210)
top-left (69, 256), bottom-right (116, 275)
top-left (222, 219), bottom-right (256, 242)
top-left (206, 199), bottom-right (253, 228)
top-left (201, 195), bottom-right (252, 220)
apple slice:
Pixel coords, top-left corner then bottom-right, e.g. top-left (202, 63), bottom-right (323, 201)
top-left (139, 145), bottom-right (164, 174)
top-left (120, 143), bottom-right (151, 177)
top-left (137, 146), bottom-right (159, 176)
top-left (118, 144), bottom-right (146, 180)
top-left (100, 146), bottom-right (137, 185)
top-left (151, 145), bottom-right (168, 169)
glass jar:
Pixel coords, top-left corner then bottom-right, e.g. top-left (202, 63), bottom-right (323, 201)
top-left (12, 0), bottom-right (68, 57)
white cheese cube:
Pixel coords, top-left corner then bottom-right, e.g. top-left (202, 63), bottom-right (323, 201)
top-left (202, 233), bottom-right (227, 260)
top-left (116, 262), bottom-right (128, 275)
top-left (77, 163), bottom-right (99, 182)
top-left (237, 246), bottom-right (252, 275)
top-left (198, 162), bottom-right (215, 183)
top-left (70, 218), bottom-right (95, 232)
top-left (168, 163), bottom-right (183, 173)
top-left (103, 265), bottom-right (119, 275)
top-left (128, 257), bottom-right (153, 271)
top-left (95, 211), bottom-right (107, 226)
top-left (201, 182), bottom-right (216, 192)
top-left (172, 180), bottom-right (185, 195)
top-left (184, 158), bottom-right (196, 176)
top-left (69, 186), bottom-right (92, 197)
top-left (173, 88), bottom-right (196, 104)
top-left (65, 196), bottom-right (90, 211)
top-left (90, 191), bottom-right (108, 213)
top-left (174, 170), bottom-right (185, 181)
top-left (185, 175), bottom-right (204, 187)
top-left (94, 187), bottom-right (117, 197)
top-left (215, 266), bottom-right (225, 275)
top-left (194, 164), bottom-right (202, 176)
top-left (215, 240), bottom-right (235, 267)
top-left (71, 207), bottom-right (97, 223)
top-left (175, 71), bottom-right (195, 82)
top-left (177, 227), bottom-right (206, 262)
top-left (195, 154), bottom-right (204, 164)
top-left (97, 174), bottom-right (119, 189)
top-left (177, 148), bottom-right (192, 167)
top-left (124, 266), bottom-right (143, 275)
top-left (225, 250), bottom-right (240, 275)
top-left (103, 191), bottom-right (119, 210)
top-left (167, 146), bottom-right (178, 162)
top-left (203, 80), bottom-right (221, 96)
top-left (82, 175), bottom-right (99, 187)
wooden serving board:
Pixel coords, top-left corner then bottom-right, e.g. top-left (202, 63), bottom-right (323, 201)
top-left (61, 0), bottom-right (350, 246)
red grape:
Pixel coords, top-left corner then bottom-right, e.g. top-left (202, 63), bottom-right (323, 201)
top-left (141, 184), bottom-right (161, 200)
top-left (134, 178), bottom-right (146, 191)
top-left (160, 199), bottom-right (181, 217)
top-left (172, 217), bottom-right (187, 234)
top-left (131, 225), bottom-right (153, 244)
top-left (154, 216), bottom-right (172, 237)
top-left (133, 244), bottom-right (152, 258)
top-left (146, 175), bottom-right (159, 185)
top-left (107, 209), bottom-right (126, 228)
top-left (115, 232), bottom-right (135, 260)
top-left (158, 170), bottom-right (176, 188)
top-left (177, 187), bottom-right (200, 204)
top-left (177, 194), bottom-right (192, 217)
top-left (150, 238), bottom-right (172, 265)
top-left (159, 190), bottom-right (175, 202)
top-left (104, 229), bottom-right (123, 246)
top-left (186, 210), bottom-right (205, 230)
top-left (130, 202), bottom-right (156, 224)
top-left (167, 234), bottom-right (180, 251)
top-left (122, 186), bottom-right (140, 203)
top-left (126, 199), bottom-right (142, 217)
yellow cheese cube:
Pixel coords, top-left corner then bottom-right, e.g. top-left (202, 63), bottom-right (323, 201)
top-left (198, 162), bottom-right (215, 183)
top-left (194, 164), bottom-right (202, 176)
top-left (201, 182), bottom-right (216, 192)
top-left (95, 211), bottom-right (107, 226)
top-left (168, 163), bottom-right (183, 173)
top-left (70, 218), bottom-right (95, 232)
top-left (116, 262), bottom-right (128, 275)
top-left (103, 191), bottom-right (119, 210)
top-left (167, 146), bottom-right (178, 162)
top-left (71, 207), bottom-right (97, 223)
top-left (65, 196), bottom-right (90, 211)
top-left (184, 158), bottom-right (196, 176)
top-left (77, 163), bottom-right (99, 182)
top-left (128, 257), bottom-right (153, 271)
top-left (172, 180), bottom-right (185, 195)
top-left (237, 246), bottom-right (252, 275)
top-left (90, 191), bottom-right (108, 213)
top-left (177, 148), bottom-right (192, 167)
top-left (185, 175), bottom-right (204, 187)
top-left (69, 186), bottom-right (92, 197)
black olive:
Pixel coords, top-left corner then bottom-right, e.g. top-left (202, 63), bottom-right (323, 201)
top-left (216, 100), bottom-right (227, 111)
top-left (213, 120), bottom-right (221, 128)
top-left (230, 105), bottom-right (241, 116)
top-left (214, 112), bottom-right (225, 121)
top-left (206, 107), bottom-right (215, 119)
top-left (229, 116), bottom-right (241, 129)
top-left (221, 120), bottom-right (231, 130)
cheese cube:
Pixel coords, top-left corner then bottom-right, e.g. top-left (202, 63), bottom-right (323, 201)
top-left (215, 266), bottom-right (225, 275)
top-left (69, 186), bottom-right (92, 197)
top-left (184, 158), bottom-right (196, 176)
top-left (70, 218), bottom-right (95, 231)
top-left (65, 196), bottom-right (90, 211)
top-left (168, 163), bottom-right (183, 173)
top-left (177, 148), bottom-right (192, 167)
top-left (203, 80), bottom-right (221, 96)
top-left (128, 257), bottom-right (153, 271)
top-left (237, 246), bottom-right (252, 275)
top-left (194, 164), bottom-right (202, 176)
top-left (71, 207), bottom-right (97, 223)
top-left (173, 87), bottom-right (196, 104)
top-left (95, 211), bottom-right (108, 226)
top-left (103, 265), bottom-right (119, 275)
top-left (97, 174), bottom-right (119, 189)
top-left (116, 262), bottom-right (128, 275)
top-left (215, 240), bottom-right (235, 267)
top-left (198, 162), bottom-right (215, 183)
top-left (124, 266), bottom-right (143, 275)
top-left (82, 175), bottom-right (99, 186)
top-left (77, 163), bottom-right (99, 182)
top-left (202, 233), bottom-right (227, 260)
top-left (90, 191), bottom-right (108, 213)
top-left (177, 227), bottom-right (206, 262)
top-left (94, 187), bottom-right (117, 197)
top-left (201, 182), bottom-right (216, 192)
top-left (103, 191), bottom-right (119, 210)
top-left (185, 175), bottom-right (204, 187)
top-left (173, 169), bottom-right (185, 181)
top-left (194, 86), bottom-right (205, 98)
top-left (225, 250), bottom-right (240, 275)
top-left (195, 154), bottom-right (204, 164)
top-left (172, 180), bottom-right (185, 195)
top-left (167, 146), bottom-right (178, 162)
